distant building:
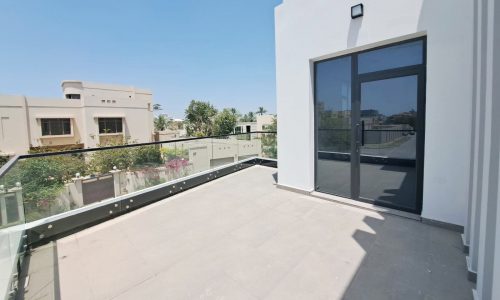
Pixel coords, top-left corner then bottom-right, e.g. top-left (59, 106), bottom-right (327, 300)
top-left (234, 114), bottom-right (275, 134)
top-left (0, 81), bottom-right (154, 156)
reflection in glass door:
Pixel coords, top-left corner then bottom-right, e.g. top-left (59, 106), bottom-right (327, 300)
top-left (314, 37), bottom-right (426, 214)
top-left (359, 76), bottom-right (418, 211)
top-left (315, 56), bottom-right (352, 198)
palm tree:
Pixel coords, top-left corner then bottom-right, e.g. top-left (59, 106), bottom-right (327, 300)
top-left (154, 115), bottom-right (169, 131)
top-left (257, 107), bottom-right (267, 116)
top-left (153, 104), bottom-right (162, 111)
top-left (247, 111), bottom-right (256, 122)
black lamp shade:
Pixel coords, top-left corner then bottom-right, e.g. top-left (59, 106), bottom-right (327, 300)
top-left (351, 4), bottom-right (364, 19)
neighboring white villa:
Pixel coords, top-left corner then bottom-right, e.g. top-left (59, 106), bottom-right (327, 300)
top-left (0, 81), bottom-right (154, 155)
top-left (234, 114), bottom-right (275, 134)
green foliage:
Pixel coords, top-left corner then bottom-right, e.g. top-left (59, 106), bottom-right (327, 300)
top-left (213, 108), bottom-right (238, 136)
top-left (133, 145), bottom-right (163, 166)
top-left (240, 111), bottom-right (256, 122)
top-left (1, 155), bottom-right (87, 221)
top-left (161, 147), bottom-right (189, 160)
top-left (185, 100), bottom-right (218, 137)
top-left (154, 115), bottom-right (170, 131)
top-left (88, 147), bottom-right (134, 174)
top-left (257, 107), bottom-right (267, 116)
top-left (0, 155), bottom-right (8, 168)
top-left (88, 142), bottom-right (163, 173)
top-left (317, 103), bottom-right (351, 152)
top-left (261, 118), bottom-right (277, 158)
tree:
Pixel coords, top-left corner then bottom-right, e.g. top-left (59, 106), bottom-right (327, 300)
top-left (0, 154), bottom-right (9, 168)
top-left (184, 100), bottom-right (218, 137)
top-left (2, 154), bottom-right (87, 221)
top-left (213, 109), bottom-right (238, 136)
top-left (153, 104), bottom-right (162, 111)
top-left (257, 107), bottom-right (267, 116)
top-left (240, 111), bottom-right (256, 122)
top-left (261, 117), bottom-right (277, 158)
top-left (154, 115), bottom-right (169, 132)
top-left (229, 108), bottom-right (241, 120)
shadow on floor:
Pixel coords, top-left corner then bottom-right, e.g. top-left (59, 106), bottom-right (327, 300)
top-left (17, 242), bottom-right (60, 300)
top-left (341, 215), bottom-right (474, 300)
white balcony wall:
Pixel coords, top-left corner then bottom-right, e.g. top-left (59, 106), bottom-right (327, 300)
top-left (275, 0), bottom-right (474, 226)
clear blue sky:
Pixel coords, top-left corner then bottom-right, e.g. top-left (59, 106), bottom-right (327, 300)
top-left (0, 0), bottom-right (282, 118)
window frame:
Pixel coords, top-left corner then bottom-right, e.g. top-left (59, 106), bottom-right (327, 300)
top-left (41, 118), bottom-right (72, 137)
top-left (65, 94), bottom-right (81, 100)
top-left (98, 118), bottom-right (124, 135)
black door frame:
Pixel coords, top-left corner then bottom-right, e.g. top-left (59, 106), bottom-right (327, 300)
top-left (314, 36), bottom-right (426, 214)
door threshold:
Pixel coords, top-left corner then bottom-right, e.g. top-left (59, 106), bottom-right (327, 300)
top-left (310, 191), bottom-right (421, 221)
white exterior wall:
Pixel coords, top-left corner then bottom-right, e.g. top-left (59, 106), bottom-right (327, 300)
top-left (0, 95), bottom-right (30, 155)
top-left (256, 114), bottom-right (275, 131)
top-left (473, 0), bottom-right (500, 298)
top-left (0, 81), bottom-right (154, 154)
top-left (26, 98), bottom-right (84, 149)
top-left (275, 0), bottom-right (474, 226)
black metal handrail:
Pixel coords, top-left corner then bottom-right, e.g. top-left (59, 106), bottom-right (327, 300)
top-left (0, 131), bottom-right (277, 176)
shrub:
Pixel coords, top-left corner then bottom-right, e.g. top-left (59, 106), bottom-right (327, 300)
top-left (161, 147), bottom-right (189, 160)
top-left (1, 155), bottom-right (86, 221)
top-left (133, 145), bottom-right (163, 166)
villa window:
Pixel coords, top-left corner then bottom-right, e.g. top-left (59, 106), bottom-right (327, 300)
top-left (98, 118), bottom-right (123, 134)
top-left (41, 118), bottom-right (71, 136)
top-left (65, 94), bottom-right (81, 99)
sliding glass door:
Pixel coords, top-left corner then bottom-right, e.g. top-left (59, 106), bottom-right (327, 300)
top-left (314, 38), bottom-right (426, 213)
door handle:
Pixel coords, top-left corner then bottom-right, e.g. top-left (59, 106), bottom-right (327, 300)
top-left (361, 120), bottom-right (365, 146)
top-left (355, 123), bottom-right (361, 152)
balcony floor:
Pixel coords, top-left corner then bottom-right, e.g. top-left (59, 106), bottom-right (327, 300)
top-left (24, 166), bottom-right (473, 299)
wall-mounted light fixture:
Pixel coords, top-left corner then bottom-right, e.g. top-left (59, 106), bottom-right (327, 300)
top-left (351, 4), bottom-right (364, 19)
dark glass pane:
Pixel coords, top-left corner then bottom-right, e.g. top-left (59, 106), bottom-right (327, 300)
top-left (99, 119), bottom-right (106, 133)
top-left (41, 120), bottom-right (50, 135)
top-left (315, 56), bottom-right (351, 198)
top-left (116, 119), bottom-right (123, 133)
top-left (358, 40), bottom-right (423, 74)
top-left (107, 120), bottom-right (115, 133)
top-left (360, 75), bottom-right (418, 210)
top-left (98, 118), bottom-right (122, 134)
top-left (63, 119), bottom-right (71, 134)
top-left (51, 120), bottom-right (62, 135)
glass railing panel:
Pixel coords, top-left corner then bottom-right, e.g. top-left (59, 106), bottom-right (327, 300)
top-left (0, 132), bottom-right (276, 299)
top-left (212, 135), bottom-right (239, 165)
top-left (0, 161), bottom-right (27, 300)
top-left (232, 133), bottom-right (260, 162)
top-left (0, 154), bottom-right (87, 222)
top-left (0, 133), bottom-right (277, 226)
top-left (169, 138), bottom-right (210, 178)
top-left (255, 132), bottom-right (277, 159)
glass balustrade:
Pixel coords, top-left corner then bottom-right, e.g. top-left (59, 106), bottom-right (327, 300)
top-left (0, 131), bottom-right (276, 300)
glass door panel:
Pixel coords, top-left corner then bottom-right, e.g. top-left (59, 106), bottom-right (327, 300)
top-left (359, 75), bottom-right (418, 210)
top-left (315, 56), bottom-right (352, 198)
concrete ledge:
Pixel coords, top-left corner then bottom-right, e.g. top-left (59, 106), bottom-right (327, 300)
top-left (276, 183), bottom-right (313, 195)
top-left (461, 233), bottom-right (470, 254)
top-left (310, 191), bottom-right (421, 221)
top-left (466, 256), bottom-right (477, 283)
top-left (422, 218), bottom-right (464, 233)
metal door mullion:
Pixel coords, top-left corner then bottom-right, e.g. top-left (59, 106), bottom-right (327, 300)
top-left (351, 54), bottom-right (360, 199)
top-left (358, 66), bottom-right (423, 83)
